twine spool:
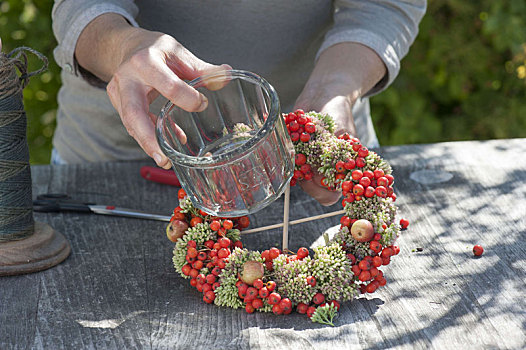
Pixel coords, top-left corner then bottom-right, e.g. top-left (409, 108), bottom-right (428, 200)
top-left (0, 47), bottom-right (48, 242)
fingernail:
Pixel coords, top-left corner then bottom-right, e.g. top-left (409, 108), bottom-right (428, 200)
top-left (198, 95), bottom-right (208, 111)
top-left (153, 152), bottom-right (163, 165)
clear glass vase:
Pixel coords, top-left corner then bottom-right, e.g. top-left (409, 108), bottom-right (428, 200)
top-left (156, 70), bottom-right (294, 217)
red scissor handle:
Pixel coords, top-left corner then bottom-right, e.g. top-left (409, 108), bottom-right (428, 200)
top-left (140, 166), bottom-right (181, 187)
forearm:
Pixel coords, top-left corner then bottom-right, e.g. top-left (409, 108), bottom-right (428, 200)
top-left (302, 42), bottom-right (386, 105)
top-left (75, 13), bottom-right (136, 82)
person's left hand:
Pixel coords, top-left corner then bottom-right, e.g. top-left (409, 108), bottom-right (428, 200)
top-left (293, 42), bottom-right (386, 206)
top-left (294, 83), bottom-right (356, 206)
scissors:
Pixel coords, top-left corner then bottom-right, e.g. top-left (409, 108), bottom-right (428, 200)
top-left (33, 193), bottom-right (171, 222)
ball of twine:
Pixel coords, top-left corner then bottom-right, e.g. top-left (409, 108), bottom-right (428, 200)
top-left (0, 47), bottom-right (48, 242)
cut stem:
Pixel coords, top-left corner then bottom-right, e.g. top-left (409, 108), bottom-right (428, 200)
top-left (282, 185), bottom-right (291, 251)
top-left (241, 209), bottom-right (346, 235)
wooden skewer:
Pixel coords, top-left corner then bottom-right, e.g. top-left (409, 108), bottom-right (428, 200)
top-left (282, 185), bottom-right (291, 250)
top-left (241, 208), bottom-right (346, 235)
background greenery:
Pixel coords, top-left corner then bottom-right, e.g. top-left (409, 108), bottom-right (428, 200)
top-left (1, 0), bottom-right (525, 164)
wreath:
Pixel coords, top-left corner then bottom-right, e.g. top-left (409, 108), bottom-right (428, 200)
top-left (165, 110), bottom-right (408, 326)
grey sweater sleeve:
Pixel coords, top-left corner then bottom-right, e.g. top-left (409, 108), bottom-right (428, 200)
top-left (318, 0), bottom-right (427, 96)
top-left (52, 0), bottom-right (139, 76)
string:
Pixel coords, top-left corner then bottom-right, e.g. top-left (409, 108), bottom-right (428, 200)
top-left (0, 47), bottom-right (48, 242)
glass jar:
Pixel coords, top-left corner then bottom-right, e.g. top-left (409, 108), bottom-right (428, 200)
top-left (156, 70), bottom-right (294, 217)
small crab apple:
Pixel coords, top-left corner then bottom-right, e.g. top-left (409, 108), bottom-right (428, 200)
top-left (166, 220), bottom-right (189, 242)
top-left (239, 261), bottom-right (265, 285)
top-left (350, 219), bottom-right (375, 242)
top-left (400, 218), bottom-right (410, 229)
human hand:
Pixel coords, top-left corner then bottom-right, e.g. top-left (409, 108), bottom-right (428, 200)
top-left (293, 42), bottom-right (386, 206)
top-left (75, 14), bottom-right (230, 168)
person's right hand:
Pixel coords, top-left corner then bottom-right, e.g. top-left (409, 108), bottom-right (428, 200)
top-left (75, 13), bottom-right (230, 168)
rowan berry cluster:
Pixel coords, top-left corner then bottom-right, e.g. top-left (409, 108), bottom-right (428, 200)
top-left (167, 110), bottom-right (407, 326)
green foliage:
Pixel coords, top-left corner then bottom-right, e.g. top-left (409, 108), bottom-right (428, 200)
top-left (1, 1), bottom-right (525, 164)
top-left (370, 0), bottom-right (526, 145)
top-left (1, 0), bottom-right (59, 164)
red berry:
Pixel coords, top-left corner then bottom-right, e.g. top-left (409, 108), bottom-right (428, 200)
top-left (307, 306), bottom-right (317, 318)
top-left (290, 132), bottom-right (300, 142)
top-left (392, 245), bottom-right (401, 255)
top-left (373, 169), bottom-right (385, 178)
top-left (190, 217), bottom-right (203, 227)
top-left (300, 132), bottom-right (311, 143)
top-left (272, 304), bottom-right (283, 315)
top-left (289, 120), bottom-right (300, 132)
top-left (359, 176), bottom-right (371, 188)
top-left (296, 302), bottom-right (309, 314)
top-left (381, 247), bottom-right (393, 258)
top-left (364, 186), bottom-right (376, 198)
top-left (385, 174), bottom-right (394, 185)
top-left (346, 253), bottom-right (356, 264)
top-left (358, 146), bottom-right (369, 157)
top-left (222, 219), bottom-right (233, 230)
top-left (218, 237), bottom-right (231, 248)
top-left (192, 260), bottom-right (203, 270)
top-left (246, 287), bottom-right (258, 300)
top-left (261, 249), bottom-right (270, 261)
top-left (245, 303), bottom-right (255, 314)
top-left (340, 216), bottom-right (351, 227)
top-left (295, 153), bottom-right (307, 165)
top-left (293, 169), bottom-right (304, 180)
top-left (234, 240), bottom-right (243, 249)
top-left (177, 188), bottom-right (187, 199)
top-left (352, 142), bottom-right (361, 152)
top-left (202, 283), bottom-right (212, 294)
top-left (279, 298), bottom-right (293, 314)
top-left (375, 186), bottom-right (388, 198)
top-left (358, 259), bottom-right (371, 271)
top-left (181, 264), bottom-right (192, 276)
top-left (197, 251), bottom-right (207, 261)
top-left (268, 292), bottom-right (281, 305)
top-left (212, 266), bottom-right (222, 276)
top-left (335, 161), bottom-right (346, 173)
top-left (351, 265), bottom-right (361, 276)
top-left (366, 282), bottom-right (378, 293)
top-left (473, 245), bottom-right (484, 256)
top-left (356, 157), bottom-right (366, 168)
top-left (196, 273), bottom-right (206, 285)
top-left (351, 170), bottom-right (363, 181)
top-left (189, 278), bottom-right (197, 287)
top-left (297, 247), bottom-right (309, 259)
top-left (400, 218), bottom-right (409, 229)
top-left (266, 281), bottom-right (276, 292)
top-left (372, 256), bottom-right (383, 267)
top-left (253, 279), bottom-right (264, 290)
top-left (204, 290), bottom-right (215, 303)
top-left (313, 292), bottom-right (325, 305)
top-left (206, 274), bottom-right (216, 284)
top-left (269, 247), bottom-right (281, 260)
top-left (299, 163), bottom-right (311, 174)
top-left (377, 176), bottom-right (389, 187)
top-left (217, 259), bottom-right (226, 269)
top-left (187, 247), bottom-right (198, 258)
top-left (376, 276), bottom-right (387, 286)
top-left (252, 298), bottom-right (264, 309)
top-left (358, 270), bottom-right (372, 282)
top-left (304, 122), bottom-right (316, 133)
top-left (259, 287), bottom-right (269, 298)
top-left (344, 159), bottom-right (356, 170)
top-left (306, 276), bottom-right (317, 287)
top-left (353, 184), bottom-right (365, 196)
top-left (218, 248), bottom-right (230, 259)
top-left (342, 181), bottom-right (353, 193)
top-left (189, 268), bottom-right (199, 279)
top-left (369, 267), bottom-right (379, 278)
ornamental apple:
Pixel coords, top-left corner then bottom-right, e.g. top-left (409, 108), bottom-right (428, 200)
top-left (239, 260), bottom-right (265, 285)
top-left (350, 219), bottom-right (374, 242)
top-left (166, 220), bottom-right (189, 242)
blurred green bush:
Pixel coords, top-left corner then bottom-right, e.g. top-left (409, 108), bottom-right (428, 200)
top-left (1, 0), bottom-right (525, 164)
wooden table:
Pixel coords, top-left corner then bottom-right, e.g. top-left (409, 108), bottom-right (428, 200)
top-left (1, 139), bottom-right (525, 349)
